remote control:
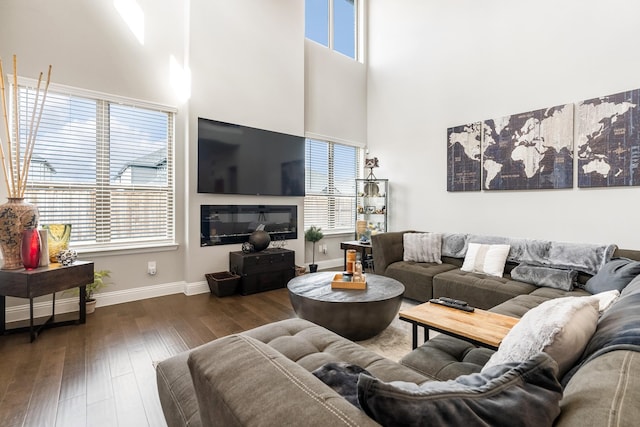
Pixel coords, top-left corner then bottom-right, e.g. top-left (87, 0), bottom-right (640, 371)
top-left (439, 297), bottom-right (468, 306)
top-left (429, 298), bottom-right (475, 312)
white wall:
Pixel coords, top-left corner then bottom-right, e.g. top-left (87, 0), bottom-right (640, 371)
top-left (367, 0), bottom-right (640, 249)
top-left (186, 0), bottom-right (307, 282)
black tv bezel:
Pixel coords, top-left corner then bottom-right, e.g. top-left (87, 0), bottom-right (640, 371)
top-left (197, 117), bottom-right (305, 197)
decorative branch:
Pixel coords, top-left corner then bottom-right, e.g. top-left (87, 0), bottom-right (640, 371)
top-left (0, 55), bottom-right (52, 198)
top-left (0, 60), bottom-right (12, 196)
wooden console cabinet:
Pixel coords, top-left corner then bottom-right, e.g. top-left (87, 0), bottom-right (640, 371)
top-left (229, 248), bottom-right (295, 295)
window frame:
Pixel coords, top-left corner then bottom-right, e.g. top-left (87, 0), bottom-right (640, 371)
top-left (15, 76), bottom-right (178, 255)
top-left (304, 136), bottom-right (363, 236)
top-left (305, 0), bottom-right (362, 62)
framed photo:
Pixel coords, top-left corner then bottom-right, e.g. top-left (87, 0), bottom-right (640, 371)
top-left (364, 157), bottom-right (379, 168)
top-left (364, 206), bottom-right (376, 214)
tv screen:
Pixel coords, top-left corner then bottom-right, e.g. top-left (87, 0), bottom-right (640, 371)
top-left (198, 117), bottom-right (305, 196)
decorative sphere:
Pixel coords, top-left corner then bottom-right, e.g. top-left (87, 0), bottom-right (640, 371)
top-left (57, 249), bottom-right (78, 266)
top-left (248, 230), bottom-right (271, 252)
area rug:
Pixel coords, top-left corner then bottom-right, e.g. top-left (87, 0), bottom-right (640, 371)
top-left (356, 300), bottom-right (420, 362)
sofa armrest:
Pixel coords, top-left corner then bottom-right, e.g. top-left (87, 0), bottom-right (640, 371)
top-left (372, 231), bottom-right (412, 274)
top-left (187, 334), bottom-right (379, 427)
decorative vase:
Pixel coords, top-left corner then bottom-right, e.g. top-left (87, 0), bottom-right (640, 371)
top-left (0, 198), bottom-right (40, 270)
top-left (248, 230), bottom-right (271, 252)
top-left (44, 224), bottom-right (72, 263)
top-left (38, 228), bottom-right (50, 267)
top-left (85, 299), bottom-right (97, 315)
top-left (21, 228), bottom-right (41, 269)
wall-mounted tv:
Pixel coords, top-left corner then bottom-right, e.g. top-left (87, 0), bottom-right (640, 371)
top-left (197, 117), bottom-right (305, 196)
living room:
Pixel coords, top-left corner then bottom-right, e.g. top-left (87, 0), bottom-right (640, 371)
top-left (2, 0), bottom-right (640, 425)
top-left (3, 0), bottom-right (639, 314)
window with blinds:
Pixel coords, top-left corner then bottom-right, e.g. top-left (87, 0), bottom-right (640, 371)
top-left (304, 138), bottom-right (361, 233)
top-left (17, 81), bottom-right (175, 249)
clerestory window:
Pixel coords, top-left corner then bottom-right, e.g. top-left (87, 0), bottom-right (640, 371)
top-left (305, 0), bottom-right (358, 60)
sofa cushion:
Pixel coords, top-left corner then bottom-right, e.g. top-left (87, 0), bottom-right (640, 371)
top-left (510, 263), bottom-right (577, 291)
top-left (433, 269), bottom-right (537, 310)
top-left (384, 261), bottom-right (458, 302)
top-left (403, 232), bottom-right (442, 263)
top-left (556, 350), bottom-right (640, 427)
top-left (461, 243), bottom-right (510, 277)
top-left (156, 350), bottom-right (202, 427)
top-left (483, 296), bottom-right (599, 377)
top-left (585, 257), bottom-right (640, 294)
top-left (400, 334), bottom-right (493, 381)
top-left (188, 334), bottom-right (380, 427)
top-left (242, 318), bottom-right (431, 384)
top-left (358, 352), bottom-right (562, 427)
top-left (562, 277), bottom-right (640, 386)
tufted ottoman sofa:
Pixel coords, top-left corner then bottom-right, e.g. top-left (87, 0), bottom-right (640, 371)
top-left (156, 318), bottom-right (433, 427)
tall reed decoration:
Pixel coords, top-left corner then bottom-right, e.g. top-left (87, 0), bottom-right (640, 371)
top-left (0, 56), bottom-right (52, 269)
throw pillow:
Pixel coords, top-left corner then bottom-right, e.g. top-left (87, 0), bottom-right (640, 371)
top-left (357, 352), bottom-right (562, 427)
top-left (403, 232), bottom-right (442, 264)
top-left (461, 243), bottom-right (510, 277)
top-left (591, 290), bottom-right (620, 312)
top-left (510, 263), bottom-right (577, 291)
top-left (482, 296), bottom-right (599, 377)
top-left (584, 257), bottom-right (640, 294)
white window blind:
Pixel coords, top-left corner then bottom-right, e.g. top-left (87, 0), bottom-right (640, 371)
top-left (304, 138), bottom-right (361, 233)
top-left (17, 81), bottom-right (175, 250)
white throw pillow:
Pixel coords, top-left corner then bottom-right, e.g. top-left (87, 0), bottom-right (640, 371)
top-left (482, 296), bottom-right (599, 377)
top-left (403, 233), bottom-right (442, 264)
top-left (460, 243), bottom-right (510, 277)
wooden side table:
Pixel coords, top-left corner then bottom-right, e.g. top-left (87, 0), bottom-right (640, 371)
top-left (340, 240), bottom-right (373, 271)
top-left (0, 261), bottom-right (94, 342)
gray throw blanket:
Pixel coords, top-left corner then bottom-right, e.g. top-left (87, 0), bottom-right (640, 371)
top-left (441, 233), bottom-right (616, 275)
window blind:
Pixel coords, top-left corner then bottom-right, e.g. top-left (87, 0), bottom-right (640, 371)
top-left (18, 81), bottom-right (175, 249)
top-left (304, 138), bottom-right (361, 233)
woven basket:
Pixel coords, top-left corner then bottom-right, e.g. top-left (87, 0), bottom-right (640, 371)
top-left (205, 271), bottom-right (241, 297)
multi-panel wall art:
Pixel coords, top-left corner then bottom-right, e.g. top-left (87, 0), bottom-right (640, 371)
top-left (447, 88), bottom-right (640, 191)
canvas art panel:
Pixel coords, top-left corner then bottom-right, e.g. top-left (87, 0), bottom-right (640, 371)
top-left (576, 89), bottom-right (640, 188)
top-left (482, 104), bottom-right (574, 190)
top-left (446, 122), bottom-right (482, 192)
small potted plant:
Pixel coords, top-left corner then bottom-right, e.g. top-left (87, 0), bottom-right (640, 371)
top-left (304, 226), bottom-right (324, 273)
top-left (85, 270), bottom-right (111, 314)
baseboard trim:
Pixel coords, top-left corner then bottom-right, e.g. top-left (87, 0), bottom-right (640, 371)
top-left (5, 280), bottom-right (211, 323)
top-left (4, 262), bottom-right (345, 323)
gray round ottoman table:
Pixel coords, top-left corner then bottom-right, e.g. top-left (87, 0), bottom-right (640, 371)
top-left (287, 271), bottom-right (405, 341)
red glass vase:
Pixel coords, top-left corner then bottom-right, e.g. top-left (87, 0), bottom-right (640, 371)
top-left (21, 228), bottom-right (41, 269)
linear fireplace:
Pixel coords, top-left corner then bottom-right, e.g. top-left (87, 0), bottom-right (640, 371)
top-left (200, 205), bottom-right (298, 246)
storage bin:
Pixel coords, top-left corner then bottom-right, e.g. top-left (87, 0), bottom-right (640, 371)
top-left (205, 271), bottom-right (241, 297)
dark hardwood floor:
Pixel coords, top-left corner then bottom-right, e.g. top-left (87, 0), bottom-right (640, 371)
top-left (0, 288), bottom-right (296, 427)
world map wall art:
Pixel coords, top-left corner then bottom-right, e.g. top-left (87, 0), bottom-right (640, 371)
top-left (447, 88), bottom-right (640, 191)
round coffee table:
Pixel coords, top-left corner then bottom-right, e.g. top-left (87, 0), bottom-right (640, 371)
top-left (287, 272), bottom-right (405, 341)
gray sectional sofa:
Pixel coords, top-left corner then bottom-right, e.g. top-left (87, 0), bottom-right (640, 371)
top-left (156, 230), bottom-right (640, 426)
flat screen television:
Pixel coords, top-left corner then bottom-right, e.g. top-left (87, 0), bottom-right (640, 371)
top-left (197, 117), bottom-right (305, 196)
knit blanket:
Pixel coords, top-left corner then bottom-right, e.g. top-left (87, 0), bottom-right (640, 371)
top-left (441, 233), bottom-right (617, 276)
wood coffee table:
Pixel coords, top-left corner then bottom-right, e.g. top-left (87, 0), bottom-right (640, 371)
top-left (399, 301), bottom-right (519, 350)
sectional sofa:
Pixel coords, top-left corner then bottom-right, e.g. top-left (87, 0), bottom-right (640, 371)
top-left (156, 231), bottom-right (640, 426)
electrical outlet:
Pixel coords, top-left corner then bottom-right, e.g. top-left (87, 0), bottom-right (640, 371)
top-left (148, 261), bottom-right (157, 275)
